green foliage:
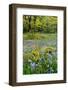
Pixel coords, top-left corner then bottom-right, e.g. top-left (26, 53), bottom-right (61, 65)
top-left (23, 15), bottom-right (57, 33)
top-left (23, 45), bottom-right (57, 74)
top-left (23, 15), bottom-right (57, 75)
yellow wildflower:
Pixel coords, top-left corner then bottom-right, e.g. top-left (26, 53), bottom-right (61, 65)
top-left (45, 47), bottom-right (55, 54)
top-left (32, 49), bottom-right (40, 61)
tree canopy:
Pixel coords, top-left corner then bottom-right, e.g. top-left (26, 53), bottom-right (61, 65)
top-left (23, 15), bottom-right (57, 33)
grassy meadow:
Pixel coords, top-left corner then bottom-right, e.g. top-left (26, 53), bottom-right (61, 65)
top-left (23, 15), bottom-right (57, 75)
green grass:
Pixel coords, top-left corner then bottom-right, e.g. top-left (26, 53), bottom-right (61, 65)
top-left (23, 33), bottom-right (57, 40)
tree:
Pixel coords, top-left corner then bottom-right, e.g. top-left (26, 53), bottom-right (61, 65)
top-left (23, 15), bottom-right (57, 33)
top-left (28, 16), bottom-right (31, 32)
top-left (33, 16), bottom-right (37, 32)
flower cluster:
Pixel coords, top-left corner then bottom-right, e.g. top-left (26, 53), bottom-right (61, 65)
top-left (23, 46), bottom-right (57, 74)
top-left (32, 48), bottom-right (40, 61)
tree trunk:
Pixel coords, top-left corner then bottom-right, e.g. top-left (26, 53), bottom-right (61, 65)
top-left (28, 16), bottom-right (31, 32)
top-left (34, 16), bottom-right (36, 32)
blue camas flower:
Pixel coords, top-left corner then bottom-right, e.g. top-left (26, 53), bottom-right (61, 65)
top-left (30, 62), bottom-right (36, 69)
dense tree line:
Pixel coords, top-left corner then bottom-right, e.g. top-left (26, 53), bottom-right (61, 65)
top-left (23, 15), bottom-right (57, 33)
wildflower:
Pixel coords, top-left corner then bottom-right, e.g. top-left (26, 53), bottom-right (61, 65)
top-left (45, 47), bottom-right (55, 54)
top-left (32, 49), bottom-right (40, 61)
top-left (30, 62), bottom-right (36, 69)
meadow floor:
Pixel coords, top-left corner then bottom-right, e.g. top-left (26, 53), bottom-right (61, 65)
top-left (23, 33), bottom-right (57, 75)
